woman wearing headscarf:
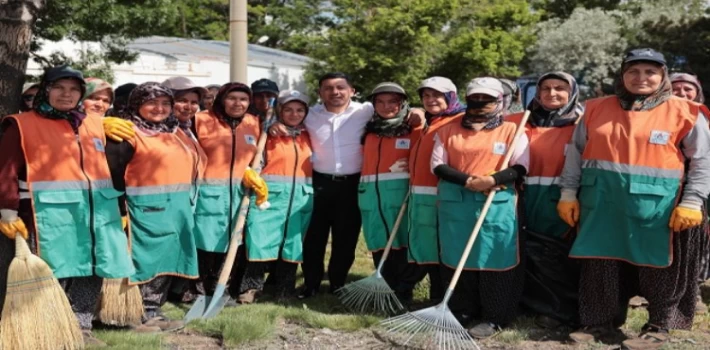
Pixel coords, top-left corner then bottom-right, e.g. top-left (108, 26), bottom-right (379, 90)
top-left (105, 82), bottom-right (199, 331)
top-left (192, 83), bottom-right (266, 299)
top-left (0, 65), bottom-right (133, 345)
top-left (558, 49), bottom-right (710, 350)
top-left (237, 90), bottom-right (313, 303)
top-left (508, 72), bottom-right (585, 329)
top-left (18, 82), bottom-right (39, 112)
top-left (358, 82), bottom-right (422, 303)
top-left (431, 77), bottom-right (529, 338)
top-left (671, 73), bottom-right (704, 104)
top-left (82, 77), bottom-right (114, 117)
top-left (407, 76), bottom-right (466, 302)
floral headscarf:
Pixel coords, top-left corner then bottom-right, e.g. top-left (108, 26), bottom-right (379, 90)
top-left (615, 62), bottom-right (672, 111)
top-left (119, 82), bottom-right (177, 133)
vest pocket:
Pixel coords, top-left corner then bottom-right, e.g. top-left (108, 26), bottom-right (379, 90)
top-left (627, 182), bottom-right (674, 221)
top-left (196, 186), bottom-right (225, 215)
top-left (578, 175), bottom-right (598, 209)
top-left (94, 188), bottom-right (123, 226)
top-left (35, 190), bottom-right (84, 227)
top-left (130, 194), bottom-right (175, 236)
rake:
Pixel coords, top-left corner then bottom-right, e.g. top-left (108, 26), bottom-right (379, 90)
top-left (380, 110), bottom-right (530, 350)
top-left (336, 192), bottom-right (410, 315)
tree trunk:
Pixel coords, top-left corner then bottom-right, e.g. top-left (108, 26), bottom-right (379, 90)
top-left (0, 0), bottom-right (44, 117)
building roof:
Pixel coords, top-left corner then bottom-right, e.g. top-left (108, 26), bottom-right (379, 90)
top-left (127, 36), bottom-right (310, 68)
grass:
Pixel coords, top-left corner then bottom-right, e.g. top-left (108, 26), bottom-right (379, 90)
top-left (91, 234), bottom-right (710, 349)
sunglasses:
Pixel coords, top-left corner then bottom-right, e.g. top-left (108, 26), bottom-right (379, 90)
top-left (22, 94), bottom-right (35, 102)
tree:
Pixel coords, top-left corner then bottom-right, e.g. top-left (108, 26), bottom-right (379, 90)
top-left (531, 0), bottom-right (622, 20)
top-left (527, 7), bottom-right (627, 89)
top-left (304, 0), bottom-right (457, 101)
top-left (430, 0), bottom-right (538, 90)
top-left (0, 0), bottom-right (44, 116)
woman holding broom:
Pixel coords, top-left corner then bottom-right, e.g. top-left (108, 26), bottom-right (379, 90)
top-left (105, 82), bottom-right (201, 332)
top-left (407, 76), bottom-right (466, 302)
top-left (236, 90), bottom-right (313, 302)
top-left (558, 48), bottom-right (710, 349)
top-left (509, 72), bottom-right (585, 329)
top-left (192, 83), bottom-right (268, 300)
top-left (358, 82), bottom-right (422, 303)
top-left (0, 65), bottom-right (134, 346)
top-left (431, 77), bottom-right (529, 339)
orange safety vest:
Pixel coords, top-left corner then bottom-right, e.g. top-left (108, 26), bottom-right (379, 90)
top-left (409, 113), bottom-right (464, 192)
top-left (261, 133), bottom-right (313, 180)
top-left (176, 128), bottom-right (208, 194)
top-left (6, 111), bottom-right (133, 279)
top-left (437, 121), bottom-right (517, 175)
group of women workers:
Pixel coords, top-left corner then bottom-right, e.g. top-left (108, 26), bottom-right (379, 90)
top-left (0, 66), bottom-right (313, 343)
top-left (359, 48), bottom-right (710, 350)
top-left (0, 45), bottom-right (708, 350)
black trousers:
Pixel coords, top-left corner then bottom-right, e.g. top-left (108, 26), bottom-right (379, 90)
top-left (302, 171), bottom-right (362, 291)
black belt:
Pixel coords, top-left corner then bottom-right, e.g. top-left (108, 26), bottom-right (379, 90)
top-left (313, 171), bottom-right (360, 182)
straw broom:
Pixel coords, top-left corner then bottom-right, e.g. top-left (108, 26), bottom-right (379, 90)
top-left (96, 216), bottom-right (143, 327)
top-left (96, 278), bottom-right (143, 326)
top-left (0, 236), bottom-right (83, 350)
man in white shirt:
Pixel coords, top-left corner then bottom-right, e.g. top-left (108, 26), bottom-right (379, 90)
top-left (271, 72), bottom-right (423, 298)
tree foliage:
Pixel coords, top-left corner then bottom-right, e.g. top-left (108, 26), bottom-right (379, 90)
top-left (531, 0), bottom-right (622, 20)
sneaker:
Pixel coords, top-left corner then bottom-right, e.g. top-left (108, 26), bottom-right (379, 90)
top-left (569, 326), bottom-right (612, 344)
top-left (238, 289), bottom-right (258, 304)
top-left (144, 316), bottom-right (185, 332)
top-left (621, 325), bottom-right (669, 350)
top-left (82, 330), bottom-right (107, 347)
top-left (130, 324), bottom-right (162, 333)
top-left (467, 322), bottom-right (501, 339)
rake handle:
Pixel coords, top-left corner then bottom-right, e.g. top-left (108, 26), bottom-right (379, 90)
top-left (216, 104), bottom-right (275, 286)
top-left (444, 110), bottom-right (530, 297)
top-left (376, 192), bottom-right (410, 273)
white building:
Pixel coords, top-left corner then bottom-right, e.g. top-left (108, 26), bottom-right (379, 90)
top-left (26, 36), bottom-right (310, 91)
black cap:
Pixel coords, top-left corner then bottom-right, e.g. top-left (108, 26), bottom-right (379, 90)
top-left (115, 83), bottom-right (138, 98)
top-left (43, 65), bottom-right (85, 85)
top-left (251, 79), bottom-right (279, 95)
top-left (623, 48), bottom-right (666, 66)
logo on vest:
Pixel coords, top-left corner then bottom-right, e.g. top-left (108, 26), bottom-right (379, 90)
top-left (245, 134), bottom-right (256, 145)
top-left (93, 138), bottom-right (105, 152)
top-left (395, 138), bottom-right (410, 150)
top-left (493, 142), bottom-right (507, 155)
top-left (649, 130), bottom-right (670, 145)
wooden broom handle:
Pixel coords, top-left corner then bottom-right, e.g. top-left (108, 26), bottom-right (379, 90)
top-left (376, 192), bottom-right (410, 271)
top-left (446, 110), bottom-right (531, 291)
top-left (216, 104), bottom-right (275, 285)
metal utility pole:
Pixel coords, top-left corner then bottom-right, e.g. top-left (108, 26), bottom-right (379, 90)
top-left (229, 0), bottom-right (248, 83)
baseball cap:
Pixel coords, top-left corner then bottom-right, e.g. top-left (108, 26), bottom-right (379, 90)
top-left (465, 77), bottom-right (504, 98)
top-left (417, 76), bottom-right (457, 95)
top-left (162, 76), bottom-right (209, 99)
top-left (368, 82), bottom-right (408, 99)
top-left (623, 48), bottom-right (666, 66)
top-left (278, 90), bottom-right (309, 106)
top-left (251, 79), bottom-right (279, 95)
top-left (22, 82), bottom-right (39, 94)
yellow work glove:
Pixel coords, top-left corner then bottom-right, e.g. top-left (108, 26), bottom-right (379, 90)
top-left (557, 189), bottom-right (580, 227)
top-left (122, 216), bottom-right (129, 230)
top-left (242, 168), bottom-right (270, 210)
top-left (0, 209), bottom-right (29, 240)
top-left (669, 205), bottom-right (704, 232)
top-left (103, 117), bottom-right (135, 142)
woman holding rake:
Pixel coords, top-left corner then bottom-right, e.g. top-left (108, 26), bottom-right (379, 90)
top-left (431, 77), bottom-right (529, 339)
top-left (357, 82), bottom-right (422, 304)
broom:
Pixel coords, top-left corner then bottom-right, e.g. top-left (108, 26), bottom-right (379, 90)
top-left (0, 236), bottom-right (84, 350)
top-left (96, 278), bottom-right (143, 326)
top-left (336, 192), bottom-right (409, 315)
top-left (96, 215), bottom-right (143, 327)
top-left (380, 110), bottom-right (531, 350)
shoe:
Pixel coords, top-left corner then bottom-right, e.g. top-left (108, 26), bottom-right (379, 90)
top-left (621, 325), bottom-right (669, 350)
top-left (238, 289), bottom-right (258, 304)
top-left (329, 285), bottom-right (343, 294)
top-left (467, 322), bottom-right (501, 339)
top-left (144, 316), bottom-right (185, 332)
top-left (568, 325), bottom-right (612, 344)
top-left (629, 296), bottom-right (649, 308)
top-left (535, 315), bottom-right (562, 329)
top-left (82, 330), bottom-right (107, 347)
top-left (297, 287), bottom-right (318, 300)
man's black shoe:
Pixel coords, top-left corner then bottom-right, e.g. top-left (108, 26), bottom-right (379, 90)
top-left (297, 287), bottom-right (319, 299)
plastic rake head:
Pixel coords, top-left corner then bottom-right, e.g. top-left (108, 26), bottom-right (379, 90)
top-left (336, 274), bottom-right (404, 315)
top-left (379, 303), bottom-right (480, 350)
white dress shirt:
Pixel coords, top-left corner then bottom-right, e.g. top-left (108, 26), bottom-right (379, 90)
top-left (305, 101), bottom-right (374, 175)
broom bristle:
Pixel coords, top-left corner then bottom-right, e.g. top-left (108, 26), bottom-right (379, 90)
top-left (0, 238), bottom-right (83, 350)
top-left (380, 304), bottom-right (480, 350)
top-left (97, 278), bottom-right (143, 326)
top-left (336, 274), bottom-right (404, 315)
